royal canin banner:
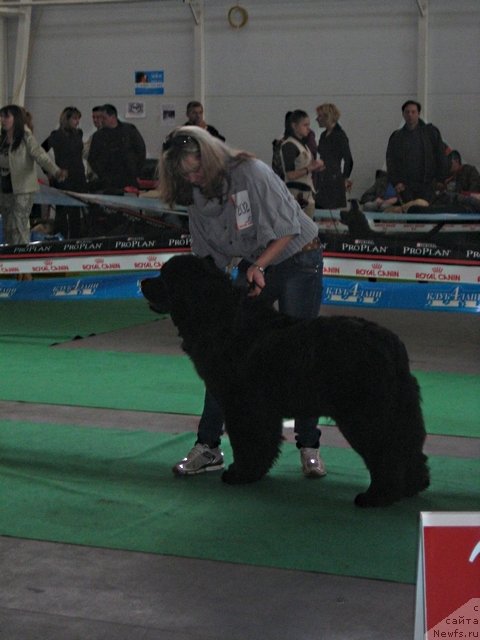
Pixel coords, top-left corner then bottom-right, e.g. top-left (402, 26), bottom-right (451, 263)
top-left (0, 233), bottom-right (479, 284)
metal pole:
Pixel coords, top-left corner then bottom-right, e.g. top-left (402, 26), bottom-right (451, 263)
top-left (416, 0), bottom-right (429, 119)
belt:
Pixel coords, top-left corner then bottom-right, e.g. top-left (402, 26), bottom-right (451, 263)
top-left (300, 236), bottom-right (321, 252)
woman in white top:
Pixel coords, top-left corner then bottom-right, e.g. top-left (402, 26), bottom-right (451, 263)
top-left (0, 104), bottom-right (67, 245)
top-left (280, 110), bottom-right (324, 217)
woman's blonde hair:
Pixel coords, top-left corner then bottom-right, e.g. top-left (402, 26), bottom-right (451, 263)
top-left (159, 125), bottom-right (253, 206)
top-left (59, 106), bottom-right (81, 131)
top-left (316, 103), bottom-right (340, 129)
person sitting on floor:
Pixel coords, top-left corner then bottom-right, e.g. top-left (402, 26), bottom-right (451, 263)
top-left (443, 150), bottom-right (480, 194)
top-left (359, 169), bottom-right (400, 211)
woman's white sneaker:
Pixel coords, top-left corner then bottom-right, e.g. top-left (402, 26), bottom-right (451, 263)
top-left (300, 447), bottom-right (327, 478)
top-left (173, 443), bottom-right (224, 475)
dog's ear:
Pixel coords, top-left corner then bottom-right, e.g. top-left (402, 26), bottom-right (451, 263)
top-left (141, 275), bottom-right (171, 315)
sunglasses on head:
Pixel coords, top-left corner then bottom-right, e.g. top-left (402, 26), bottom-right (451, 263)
top-left (162, 133), bottom-right (198, 152)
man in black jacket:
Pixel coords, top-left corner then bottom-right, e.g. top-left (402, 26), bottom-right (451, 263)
top-left (88, 104), bottom-right (146, 193)
top-left (184, 101), bottom-right (225, 141)
top-left (386, 100), bottom-right (448, 203)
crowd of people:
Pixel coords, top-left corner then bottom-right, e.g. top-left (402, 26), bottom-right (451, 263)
top-left (0, 102), bottom-right (148, 245)
top-left (0, 98), bottom-right (479, 251)
top-left (362, 100), bottom-right (480, 214)
top-left (275, 99), bottom-right (479, 217)
top-left (273, 103), bottom-right (353, 214)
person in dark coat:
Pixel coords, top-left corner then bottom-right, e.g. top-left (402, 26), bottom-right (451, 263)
top-left (88, 103), bottom-right (146, 194)
top-left (386, 100), bottom-right (448, 204)
top-left (42, 106), bottom-right (87, 238)
top-left (314, 103), bottom-right (353, 209)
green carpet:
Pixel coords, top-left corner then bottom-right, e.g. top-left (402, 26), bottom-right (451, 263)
top-left (0, 299), bottom-right (154, 346)
top-left (0, 343), bottom-right (478, 437)
top-left (1, 299), bottom-right (479, 438)
top-left (0, 421), bottom-right (478, 584)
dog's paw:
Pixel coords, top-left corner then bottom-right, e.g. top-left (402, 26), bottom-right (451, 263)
top-left (404, 470), bottom-right (430, 497)
top-left (222, 465), bottom-right (261, 485)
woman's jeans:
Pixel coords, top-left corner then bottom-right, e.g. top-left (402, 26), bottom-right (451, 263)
top-left (197, 246), bottom-right (324, 449)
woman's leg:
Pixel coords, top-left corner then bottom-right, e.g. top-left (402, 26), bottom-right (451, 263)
top-left (197, 389), bottom-right (224, 448)
top-left (172, 389), bottom-right (225, 475)
top-left (8, 193), bottom-right (34, 245)
top-left (265, 248), bottom-right (325, 460)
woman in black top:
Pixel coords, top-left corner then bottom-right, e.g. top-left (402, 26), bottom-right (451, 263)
top-left (42, 106), bottom-right (86, 238)
top-left (315, 103), bottom-right (353, 209)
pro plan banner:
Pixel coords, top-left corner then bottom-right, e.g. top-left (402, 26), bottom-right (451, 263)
top-left (414, 512), bottom-right (480, 640)
top-left (321, 235), bottom-right (480, 284)
top-left (1, 232), bottom-right (479, 284)
top-left (0, 234), bottom-right (191, 277)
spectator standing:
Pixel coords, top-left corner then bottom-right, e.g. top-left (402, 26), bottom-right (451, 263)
top-left (280, 110), bottom-right (324, 218)
top-left (272, 111), bottom-right (319, 182)
top-left (88, 103), bottom-right (146, 193)
top-left (315, 103), bottom-right (353, 209)
top-left (0, 104), bottom-right (66, 246)
top-left (386, 100), bottom-right (448, 203)
top-left (185, 101), bottom-right (225, 141)
top-left (83, 105), bottom-right (104, 185)
top-left (42, 106), bottom-right (87, 238)
top-left (159, 126), bottom-right (326, 479)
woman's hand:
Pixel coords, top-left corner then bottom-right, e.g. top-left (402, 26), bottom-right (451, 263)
top-left (246, 264), bottom-right (265, 297)
top-left (55, 168), bottom-right (68, 182)
top-left (311, 158), bottom-right (325, 172)
top-left (245, 237), bottom-right (293, 297)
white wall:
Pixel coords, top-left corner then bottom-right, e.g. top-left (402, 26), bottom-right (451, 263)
top-left (5, 0), bottom-right (480, 197)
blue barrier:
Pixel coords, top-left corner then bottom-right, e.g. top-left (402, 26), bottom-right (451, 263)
top-left (1, 274), bottom-right (479, 313)
top-left (322, 278), bottom-right (480, 313)
top-left (0, 272), bottom-right (158, 301)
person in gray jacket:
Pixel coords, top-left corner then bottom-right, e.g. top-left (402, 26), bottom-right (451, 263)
top-left (0, 104), bottom-right (67, 246)
top-left (159, 125), bottom-right (326, 479)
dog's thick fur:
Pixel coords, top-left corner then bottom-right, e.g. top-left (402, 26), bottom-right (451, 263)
top-left (142, 255), bottom-right (429, 507)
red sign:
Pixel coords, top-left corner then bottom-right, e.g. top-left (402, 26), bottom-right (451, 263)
top-left (415, 513), bottom-right (480, 639)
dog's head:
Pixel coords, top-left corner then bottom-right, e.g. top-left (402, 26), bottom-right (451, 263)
top-left (141, 254), bottom-right (229, 316)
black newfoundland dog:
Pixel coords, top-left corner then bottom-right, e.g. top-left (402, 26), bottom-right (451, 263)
top-left (141, 255), bottom-right (429, 507)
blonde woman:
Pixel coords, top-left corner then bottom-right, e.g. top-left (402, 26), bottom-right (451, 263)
top-left (315, 103), bottom-right (353, 209)
top-left (159, 125), bottom-right (326, 479)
